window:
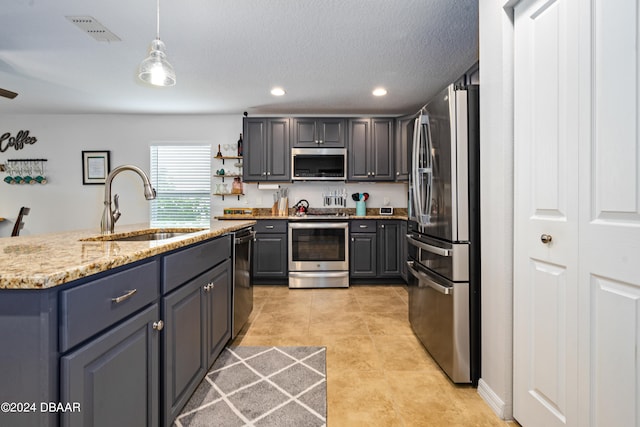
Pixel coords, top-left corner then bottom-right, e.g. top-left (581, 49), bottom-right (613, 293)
top-left (150, 144), bottom-right (211, 227)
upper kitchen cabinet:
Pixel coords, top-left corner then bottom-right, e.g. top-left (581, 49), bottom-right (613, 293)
top-left (348, 118), bottom-right (395, 181)
top-left (394, 115), bottom-right (414, 182)
top-left (243, 118), bottom-right (291, 182)
top-left (292, 118), bottom-right (346, 147)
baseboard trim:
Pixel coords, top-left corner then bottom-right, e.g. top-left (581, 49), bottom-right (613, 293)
top-left (477, 378), bottom-right (513, 420)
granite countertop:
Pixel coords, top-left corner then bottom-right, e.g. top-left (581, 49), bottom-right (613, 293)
top-left (0, 220), bottom-right (255, 290)
top-left (217, 215), bottom-right (408, 220)
top-left (216, 207), bottom-right (408, 221)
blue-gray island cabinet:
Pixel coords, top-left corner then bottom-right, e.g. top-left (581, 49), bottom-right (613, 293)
top-left (0, 231), bottom-right (237, 427)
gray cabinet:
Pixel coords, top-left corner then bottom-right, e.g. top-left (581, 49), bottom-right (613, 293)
top-left (243, 118), bottom-right (290, 181)
top-left (349, 220), bottom-right (377, 278)
top-left (205, 261), bottom-right (232, 364)
top-left (59, 259), bottom-right (161, 427)
top-left (395, 115), bottom-right (414, 181)
top-left (162, 259), bottom-right (231, 426)
top-left (348, 118), bottom-right (395, 181)
top-left (252, 220), bottom-right (288, 282)
top-left (60, 304), bottom-right (160, 427)
top-left (293, 118), bottom-right (346, 147)
top-left (349, 220), bottom-right (402, 280)
top-left (377, 220), bottom-right (402, 277)
top-left (0, 234), bottom-right (234, 427)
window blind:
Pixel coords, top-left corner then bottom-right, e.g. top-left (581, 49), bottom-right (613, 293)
top-left (150, 144), bottom-right (211, 227)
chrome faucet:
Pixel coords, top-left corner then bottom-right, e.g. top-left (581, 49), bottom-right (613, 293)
top-left (101, 165), bottom-right (156, 234)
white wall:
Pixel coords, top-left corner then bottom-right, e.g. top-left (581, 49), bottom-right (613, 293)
top-left (0, 114), bottom-right (407, 237)
top-left (477, 0), bottom-right (514, 420)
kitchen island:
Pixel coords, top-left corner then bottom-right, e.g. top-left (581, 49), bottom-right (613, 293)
top-left (0, 220), bottom-right (255, 427)
top-left (0, 221), bottom-right (254, 289)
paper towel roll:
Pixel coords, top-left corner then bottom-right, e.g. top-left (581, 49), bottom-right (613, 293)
top-left (257, 183), bottom-right (280, 190)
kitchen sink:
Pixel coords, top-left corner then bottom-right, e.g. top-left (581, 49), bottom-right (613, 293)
top-left (81, 228), bottom-right (207, 242)
top-left (107, 231), bottom-right (193, 241)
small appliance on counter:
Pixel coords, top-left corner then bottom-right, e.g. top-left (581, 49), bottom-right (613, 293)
top-left (379, 207), bottom-right (394, 216)
top-left (293, 199), bottom-right (309, 216)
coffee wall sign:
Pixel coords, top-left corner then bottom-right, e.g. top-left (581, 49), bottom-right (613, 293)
top-left (0, 130), bottom-right (38, 152)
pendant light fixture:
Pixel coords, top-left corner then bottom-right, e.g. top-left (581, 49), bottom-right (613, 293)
top-left (138, 0), bottom-right (176, 86)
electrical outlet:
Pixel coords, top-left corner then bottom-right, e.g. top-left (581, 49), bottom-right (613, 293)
top-left (256, 197), bottom-right (262, 205)
top-left (383, 197), bottom-right (390, 206)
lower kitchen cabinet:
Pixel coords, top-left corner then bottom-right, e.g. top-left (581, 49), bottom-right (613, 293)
top-left (162, 259), bottom-right (231, 426)
top-left (350, 220), bottom-right (402, 281)
top-left (377, 220), bottom-right (402, 277)
top-left (252, 220), bottom-right (288, 283)
top-left (350, 231), bottom-right (377, 277)
top-left (60, 304), bottom-right (160, 427)
top-left (0, 234), bottom-right (234, 427)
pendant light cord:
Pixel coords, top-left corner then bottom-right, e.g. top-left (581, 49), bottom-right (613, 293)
top-left (156, 0), bottom-right (160, 40)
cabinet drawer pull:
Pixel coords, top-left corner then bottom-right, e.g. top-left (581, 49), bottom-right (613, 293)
top-left (265, 225), bottom-right (275, 229)
top-left (153, 320), bottom-right (164, 331)
top-left (359, 225), bottom-right (368, 228)
top-left (111, 289), bottom-right (137, 304)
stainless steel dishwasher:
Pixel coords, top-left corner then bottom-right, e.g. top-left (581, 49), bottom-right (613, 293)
top-left (232, 227), bottom-right (254, 338)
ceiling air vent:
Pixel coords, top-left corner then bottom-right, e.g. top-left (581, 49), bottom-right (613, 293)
top-left (66, 16), bottom-right (121, 42)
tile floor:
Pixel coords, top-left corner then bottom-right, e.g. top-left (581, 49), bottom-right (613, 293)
top-left (231, 285), bottom-right (519, 427)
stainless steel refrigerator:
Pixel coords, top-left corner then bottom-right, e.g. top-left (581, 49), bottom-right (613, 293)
top-left (407, 83), bottom-right (480, 385)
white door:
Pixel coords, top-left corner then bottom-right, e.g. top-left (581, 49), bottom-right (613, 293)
top-left (513, 0), bottom-right (580, 425)
top-left (514, 0), bottom-right (640, 425)
top-left (578, 0), bottom-right (640, 426)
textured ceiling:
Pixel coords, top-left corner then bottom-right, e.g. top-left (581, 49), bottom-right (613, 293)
top-left (0, 0), bottom-right (478, 115)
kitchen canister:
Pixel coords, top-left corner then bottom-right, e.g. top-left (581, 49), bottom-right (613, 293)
top-left (356, 201), bottom-right (366, 216)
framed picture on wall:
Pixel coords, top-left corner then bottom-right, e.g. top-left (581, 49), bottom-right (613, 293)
top-left (82, 150), bottom-right (110, 185)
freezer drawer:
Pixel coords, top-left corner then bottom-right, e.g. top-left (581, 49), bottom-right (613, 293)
top-left (406, 231), bottom-right (469, 282)
top-left (407, 260), bottom-right (470, 383)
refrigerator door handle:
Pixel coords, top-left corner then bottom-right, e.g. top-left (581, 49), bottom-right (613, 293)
top-left (423, 114), bottom-right (434, 219)
top-left (406, 234), bottom-right (452, 256)
top-left (406, 261), bottom-right (453, 295)
top-left (412, 116), bottom-right (423, 221)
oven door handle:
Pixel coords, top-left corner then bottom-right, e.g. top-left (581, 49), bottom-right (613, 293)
top-left (289, 222), bottom-right (348, 229)
top-left (406, 234), bottom-right (452, 257)
top-left (406, 261), bottom-right (453, 295)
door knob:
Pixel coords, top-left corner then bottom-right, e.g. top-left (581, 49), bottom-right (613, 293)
top-left (540, 234), bottom-right (553, 244)
top-left (153, 320), bottom-right (164, 331)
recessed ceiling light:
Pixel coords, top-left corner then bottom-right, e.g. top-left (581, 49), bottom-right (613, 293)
top-left (270, 87), bottom-right (286, 96)
top-left (372, 87), bottom-right (388, 97)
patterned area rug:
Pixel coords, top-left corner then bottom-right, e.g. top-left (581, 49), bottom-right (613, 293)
top-left (174, 346), bottom-right (327, 427)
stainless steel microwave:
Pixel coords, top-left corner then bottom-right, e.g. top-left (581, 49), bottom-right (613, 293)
top-left (291, 147), bottom-right (347, 181)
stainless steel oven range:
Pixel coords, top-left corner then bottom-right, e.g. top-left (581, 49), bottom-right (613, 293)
top-left (288, 218), bottom-right (349, 288)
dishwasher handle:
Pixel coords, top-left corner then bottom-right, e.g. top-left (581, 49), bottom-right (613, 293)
top-left (235, 230), bottom-right (255, 245)
top-left (406, 261), bottom-right (453, 295)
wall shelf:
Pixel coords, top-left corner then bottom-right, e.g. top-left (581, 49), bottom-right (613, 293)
top-left (214, 156), bottom-right (242, 165)
top-left (213, 193), bottom-right (244, 201)
top-left (214, 174), bottom-right (242, 182)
